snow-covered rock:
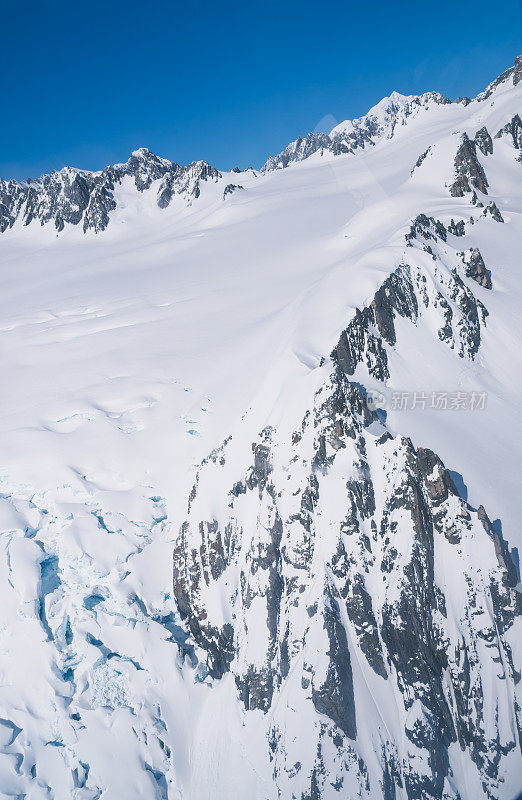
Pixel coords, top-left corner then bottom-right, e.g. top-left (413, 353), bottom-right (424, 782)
top-left (0, 55), bottom-right (521, 800)
top-left (0, 147), bottom-right (221, 233)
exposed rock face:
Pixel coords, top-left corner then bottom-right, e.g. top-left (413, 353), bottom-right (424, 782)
top-left (494, 114), bottom-right (522, 149)
top-left (515, 55), bottom-right (522, 86)
top-left (482, 201), bottom-right (504, 223)
top-left (263, 72), bottom-right (522, 175)
top-left (332, 263), bottom-right (488, 382)
top-left (477, 507), bottom-right (519, 588)
top-left (412, 146), bottom-right (431, 172)
top-left (448, 218), bottom-right (466, 236)
top-left (332, 264), bottom-right (417, 381)
top-left (1, 55), bottom-right (520, 236)
top-left (262, 132), bottom-right (351, 171)
top-left (0, 52), bottom-right (521, 800)
top-left (0, 148), bottom-right (221, 233)
top-left (406, 213), bottom-right (447, 243)
top-left (474, 126), bottom-right (493, 156)
top-left (263, 91), bottom-right (451, 172)
top-left (450, 134), bottom-right (489, 197)
top-left (332, 262), bottom-right (488, 372)
top-left (172, 202), bottom-right (520, 796)
top-left (173, 322), bottom-right (521, 799)
top-left (311, 589), bottom-right (357, 739)
top-left (459, 248), bottom-right (492, 289)
top-left (223, 183), bottom-right (244, 199)
top-left (477, 54), bottom-right (522, 100)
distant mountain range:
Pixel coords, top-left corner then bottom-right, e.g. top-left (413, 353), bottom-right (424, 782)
top-left (0, 55), bottom-right (521, 800)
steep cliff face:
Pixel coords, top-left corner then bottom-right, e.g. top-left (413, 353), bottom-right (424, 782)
top-left (171, 57), bottom-right (522, 799)
top-left (0, 55), bottom-right (521, 800)
top-left (173, 247), bottom-right (521, 799)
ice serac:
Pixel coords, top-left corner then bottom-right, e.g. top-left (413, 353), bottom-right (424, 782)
top-left (0, 148), bottom-right (221, 233)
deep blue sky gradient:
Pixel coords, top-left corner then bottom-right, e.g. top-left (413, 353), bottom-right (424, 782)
top-left (1, 0), bottom-right (521, 179)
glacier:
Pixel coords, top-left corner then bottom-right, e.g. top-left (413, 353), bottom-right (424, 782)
top-left (0, 56), bottom-right (521, 799)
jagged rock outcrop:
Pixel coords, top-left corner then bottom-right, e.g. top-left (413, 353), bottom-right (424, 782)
top-left (262, 132), bottom-right (351, 172)
top-left (477, 55), bottom-right (522, 100)
top-left (450, 133), bottom-right (489, 197)
top-left (223, 183), bottom-right (244, 199)
top-left (477, 506), bottom-right (519, 588)
top-left (333, 263), bottom-right (487, 372)
top-left (173, 318), bottom-right (521, 799)
top-left (332, 264), bottom-right (417, 381)
top-left (173, 198), bottom-right (520, 795)
top-left (474, 127), bottom-right (493, 156)
top-left (1, 56), bottom-right (520, 235)
top-left (494, 114), bottom-right (522, 149)
top-left (265, 84), bottom-right (514, 176)
top-left (482, 201), bottom-right (504, 223)
top-left (412, 146), bottom-right (431, 173)
top-left (333, 211), bottom-right (490, 378)
top-left (263, 91), bottom-right (451, 172)
top-left (459, 248), bottom-right (492, 289)
top-left (406, 213), bottom-right (448, 243)
top-left (0, 148), bottom-right (221, 233)
top-left (0, 51), bottom-right (522, 800)
top-left (448, 218), bottom-right (466, 236)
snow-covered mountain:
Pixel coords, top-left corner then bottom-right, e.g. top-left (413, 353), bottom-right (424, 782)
top-left (0, 56), bottom-right (521, 800)
top-left (0, 149), bottom-right (222, 233)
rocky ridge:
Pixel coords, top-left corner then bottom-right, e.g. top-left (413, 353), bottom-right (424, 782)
top-left (0, 54), bottom-right (521, 800)
top-left (1, 56), bottom-right (521, 235)
top-left (0, 148), bottom-right (220, 233)
top-left (172, 201), bottom-right (521, 798)
top-left (262, 91), bottom-right (452, 172)
top-left (171, 65), bottom-right (522, 798)
top-left (263, 56), bottom-right (522, 173)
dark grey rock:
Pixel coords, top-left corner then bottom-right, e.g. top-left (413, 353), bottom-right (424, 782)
top-left (477, 506), bottom-right (518, 587)
top-left (406, 214), bottom-right (447, 244)
top-left (478, 55), bottom-right (522, 99)
top-left (311, 593), bottom-right (357, 739)
top-left (482, 202), bottom-right (504, 223)
top-left (450, 133), bottom-right (489, 197)
top-left (460, 247), bottom-right (492, 289)
top-left (494, 114), bottom-right (522, 149)
top-left (474, 127), bottom-right (493, 156)
top-left (413, 147), bottom-right (431, 171)
top-left (0, 150), bottom-right (221, 234)
top-left (223, 183), bottom-right (244, 199)
top-left (262, 132), bottom-right (351, 172)
top-left (448, 218), bottom-right (466, 236)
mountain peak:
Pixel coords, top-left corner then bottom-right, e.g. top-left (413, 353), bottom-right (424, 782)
top-left (477, 53), bottom-right (522, 100)
top-left (130, 146), bottom-right (156, 159)
top-left (1, 50), bottom-right (522, 800)
top-left (0, 146), bottom-right (222, 234)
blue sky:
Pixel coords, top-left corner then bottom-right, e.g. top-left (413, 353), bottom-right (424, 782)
top-left (1, 0), bottom-right (521, 179)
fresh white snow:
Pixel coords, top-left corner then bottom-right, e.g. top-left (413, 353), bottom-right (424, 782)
top-left (0, 62), bottom-right (521, 798)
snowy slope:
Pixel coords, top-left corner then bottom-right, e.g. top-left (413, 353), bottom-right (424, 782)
top-left (0, 57), bottom-right (521, 799)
